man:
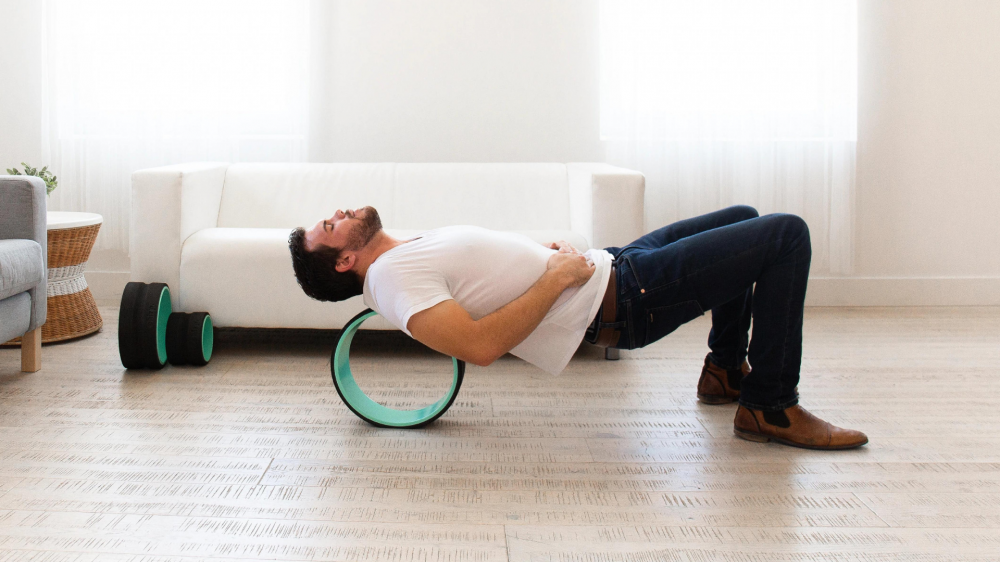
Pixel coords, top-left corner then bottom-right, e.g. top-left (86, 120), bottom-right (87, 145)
top-left (288, 205), bottom-right (867, 450)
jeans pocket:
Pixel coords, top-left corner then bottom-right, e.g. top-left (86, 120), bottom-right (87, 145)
top-left (644, 300), bottom-right (705, 347)
top-left (616, 257), bottom-right (639, 295)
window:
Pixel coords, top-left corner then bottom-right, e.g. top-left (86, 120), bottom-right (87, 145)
top-left (600, 0), bottom-right (858, 273)
top-left (600, 0), bottom-right (857, 141)
top-left (42, 0), bottom-right (310, 252)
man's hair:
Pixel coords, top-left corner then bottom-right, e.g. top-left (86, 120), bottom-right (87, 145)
top-left (288, 227), bottom-right (363, 302)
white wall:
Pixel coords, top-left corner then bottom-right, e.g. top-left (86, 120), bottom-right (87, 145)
top-left (818, 0), bottom-right (1000, 305)
top-left (312, 0), bottom-right (602, 163)
top-left (856, 0), bottom-right (1000, 277)
top-left (1, 0), bottom-right (998, 304)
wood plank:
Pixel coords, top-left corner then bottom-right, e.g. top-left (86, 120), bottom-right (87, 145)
top-left (506, 525), bottom-right (1000, 561)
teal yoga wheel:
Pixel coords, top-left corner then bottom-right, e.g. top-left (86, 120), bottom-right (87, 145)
top-left (332, 308), bottom-right (465, 428)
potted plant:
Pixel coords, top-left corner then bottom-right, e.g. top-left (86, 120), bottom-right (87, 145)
top-left (6, 163), bottom-right (58, 195)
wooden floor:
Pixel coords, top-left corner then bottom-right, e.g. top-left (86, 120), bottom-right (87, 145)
top-left (1, 305), bottom-right (999, 561)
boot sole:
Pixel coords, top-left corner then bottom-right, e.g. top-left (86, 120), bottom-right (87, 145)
top-left (734, 427), bottom-right (868, 450)
top-left (697, 393), bottom-right (738, 405)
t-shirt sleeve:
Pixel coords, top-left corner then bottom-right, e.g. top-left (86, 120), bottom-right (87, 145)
top-left (363, 261), bottom-right (453, 337)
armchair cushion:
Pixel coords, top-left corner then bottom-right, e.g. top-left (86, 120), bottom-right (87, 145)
top-left (0, 240), bottom-right (44, 301)
top-left (0, 293), bottom-right (31, 343)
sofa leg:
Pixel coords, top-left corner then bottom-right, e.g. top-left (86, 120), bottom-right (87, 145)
top-left (605, 348), bottom-right (620, 361)
top-left (21, 327), bottom-right (41, 372)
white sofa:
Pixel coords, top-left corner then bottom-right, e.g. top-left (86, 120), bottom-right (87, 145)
top-left (130, 163), bottom-right (645, 331)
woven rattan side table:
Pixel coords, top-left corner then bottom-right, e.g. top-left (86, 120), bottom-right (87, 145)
top-left (3, 212), bottom-right (104, 345)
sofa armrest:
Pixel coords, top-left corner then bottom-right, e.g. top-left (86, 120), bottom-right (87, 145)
top-left (566, 163), bottom-right (645, 250)
top-left (130, 163), bottom-right (228, 308)
top-left (0, 176), bottom-right (47, 329)
top-left (0, 176), bottom-right (46, 243)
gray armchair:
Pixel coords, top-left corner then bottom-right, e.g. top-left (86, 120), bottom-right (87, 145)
top-left (0, 176), bottom-right (47, 372)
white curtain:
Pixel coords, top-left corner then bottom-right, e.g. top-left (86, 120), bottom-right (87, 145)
top-left (42, 0), bottom-right (310, 254)
top-left (600, 0), bottom-right (857, 274)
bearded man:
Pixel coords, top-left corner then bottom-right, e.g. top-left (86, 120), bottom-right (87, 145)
top-left (288, 205), bottom-right (867, 450)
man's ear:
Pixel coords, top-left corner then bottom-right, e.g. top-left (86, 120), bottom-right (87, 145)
top-left (334, 252), bottom-right (356, 273)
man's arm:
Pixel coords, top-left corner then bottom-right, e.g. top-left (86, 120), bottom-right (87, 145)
top-left (407, 252), bottom-right (595, 367)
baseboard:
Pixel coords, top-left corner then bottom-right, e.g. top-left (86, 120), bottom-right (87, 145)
top-left (806, 277), bottom-right (1000, 306)
top-left (84, 271), bottom-right (130, 304)
top-left (83, 270), bottom-right (1000, 307)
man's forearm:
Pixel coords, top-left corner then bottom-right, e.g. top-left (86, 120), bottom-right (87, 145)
top-left (472, 269), bottom-right (571, 364)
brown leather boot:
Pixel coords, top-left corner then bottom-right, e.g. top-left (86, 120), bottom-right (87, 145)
top-left (734, 404), bottom-right (868, 450)
top-left (697, 354), bottom-right (750, 404)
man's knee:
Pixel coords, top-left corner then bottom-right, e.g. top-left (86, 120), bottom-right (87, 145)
top-left (731, 205), bottom-right (759, 221)
top-left (779, 213), bottom-right (808, 234)
top-left (775, 214), bottom-right (811, 251)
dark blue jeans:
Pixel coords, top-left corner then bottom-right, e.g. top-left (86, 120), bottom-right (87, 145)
top-left (603, 205), bottom-right (810, 411)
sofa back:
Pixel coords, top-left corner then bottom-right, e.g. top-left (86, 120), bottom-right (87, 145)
top-left (216, 163), bottom-right (571, 230)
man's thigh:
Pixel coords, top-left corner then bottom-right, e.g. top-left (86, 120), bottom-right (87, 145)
top-left (616, 205), bottom-right (759, 254)
top-left (620, 214), bottom-right (789, 348)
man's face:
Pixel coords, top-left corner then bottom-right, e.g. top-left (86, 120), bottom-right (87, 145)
top-left (305, 206), bottom-right (383, 253)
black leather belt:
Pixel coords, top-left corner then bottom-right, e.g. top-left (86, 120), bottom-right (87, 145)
top-left (588, 263), bottom-right (619, 348)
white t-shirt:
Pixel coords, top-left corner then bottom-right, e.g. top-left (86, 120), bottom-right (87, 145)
top-left (362, 225), bottom-right (612, 375)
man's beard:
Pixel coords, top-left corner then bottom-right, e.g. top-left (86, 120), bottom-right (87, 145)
top-left (344, 206), bottom-right (383, 251)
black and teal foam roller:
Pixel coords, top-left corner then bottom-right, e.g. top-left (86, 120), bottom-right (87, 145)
top-left (118, 282), bottom-right (172, 370)
top-left (166, 312), bottom-right (214, 366)
top-left (119, 282), bottom-right (213, 369)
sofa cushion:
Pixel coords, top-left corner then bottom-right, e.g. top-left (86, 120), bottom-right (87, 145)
top-left (214, 163), bottom-right (572, 232)
top-left (217, 163), bottom-right (397, 229)
top-left (179, 227), bottom-right (589, 329)
top-left (0, 239), bottom-right (44, 301)
top-left (392, 163), bottom-right (570, 230)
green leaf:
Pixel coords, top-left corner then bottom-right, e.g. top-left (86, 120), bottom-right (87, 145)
top-left (7, 163), bottom-right (57, 194)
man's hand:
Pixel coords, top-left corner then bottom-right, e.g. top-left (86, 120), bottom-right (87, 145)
top-left (547, 240), bottom-right (580, 254)
top-left (546, 251), bottom-right (595, 288)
